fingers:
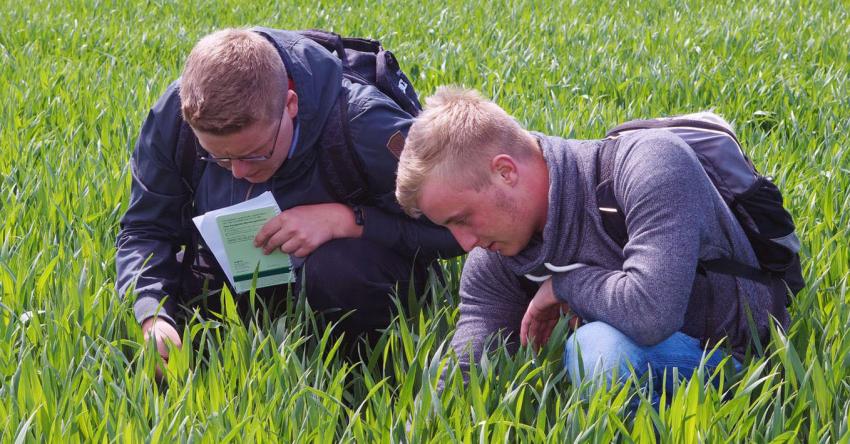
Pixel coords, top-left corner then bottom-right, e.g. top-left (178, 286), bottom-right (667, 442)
top-left (528, 319), bottom-right (557, 350)
top-left (142, 318), bottom-right (182, 360)
top-left (254, 213), bottom-right (284, 248)
top-left (263, 228), bottom-right (295, 254)
top-left (152, 321), bottom-right (182, 360)
top-left (520, 308), bottom-right (549, 349)
top-left (520, 312), bottom-right (530, 347)
top-left (520, 298), bottom-right (539, 347)
top-left (540, 319), bottom-right (558, 345)
top-left (141, 318), bottom-right (182, 382)
top-left (521, 304), bottom-right (570, 350)
top-left (261, 219), bottom-right (307, 255)
top-left (255, 213), bottom-right (322, 256)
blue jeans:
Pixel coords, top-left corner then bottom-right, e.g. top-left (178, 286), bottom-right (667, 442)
top-left (563, 322), bottom-right (740, 407)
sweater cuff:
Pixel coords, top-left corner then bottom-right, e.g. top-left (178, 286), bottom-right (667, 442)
top-left (551, 273), bottom-right (577, 305)
top-left (133, 293), bottom-right (178, 328)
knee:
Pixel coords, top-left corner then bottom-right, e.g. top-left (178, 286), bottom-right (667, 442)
top-left (298, 239), bottom-right (438, 341)
top-left (564, 322), bottom-right (644, 386)
top-left (301, 239), bottom-right (365, 296)
top-left (299, 239), bottom-right (423, 328)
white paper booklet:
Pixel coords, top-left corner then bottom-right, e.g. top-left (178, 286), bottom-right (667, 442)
top-left (192, 191), bottom-right (294, 293)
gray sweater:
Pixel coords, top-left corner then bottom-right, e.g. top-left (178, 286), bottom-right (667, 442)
top-left (451, 130), bottom-right (788, 367)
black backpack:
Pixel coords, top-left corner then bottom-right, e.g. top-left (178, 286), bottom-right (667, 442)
top-left (174, 29), bottom-right (422, 203)
top-left (595, 112), bottom-right (805, 302)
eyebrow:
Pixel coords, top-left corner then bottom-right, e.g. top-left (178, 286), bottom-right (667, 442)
top-left (246, 127), bottom-right (277, 156)
top-left (218, 124), bottom-right (277, 158)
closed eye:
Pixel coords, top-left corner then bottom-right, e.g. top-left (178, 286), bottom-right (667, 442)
top-left (451, 216), bottom-right (468, 227)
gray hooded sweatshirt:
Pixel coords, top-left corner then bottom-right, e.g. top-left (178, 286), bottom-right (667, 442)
top-left (451, 129), bottom-right (789, 368)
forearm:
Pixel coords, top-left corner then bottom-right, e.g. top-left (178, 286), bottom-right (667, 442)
top-left (360, 206), bottom-right (463, 262)
top-left (445, 249), bottom-right (532, 385)
top-left (116, 227), bottom-right (185, 325)
top-left (552, 264), bottom-right (692, 345)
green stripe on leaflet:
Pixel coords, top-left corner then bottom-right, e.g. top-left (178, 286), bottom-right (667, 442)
top-left (233, 267), bottom-right (291, 282)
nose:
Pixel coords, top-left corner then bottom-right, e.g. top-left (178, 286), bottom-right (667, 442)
top-left (449, 226), bottom-right (479, 252)
top-left (230, 160), bottom-right (250, 180)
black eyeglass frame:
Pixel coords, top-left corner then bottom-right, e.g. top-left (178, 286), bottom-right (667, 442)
top-left (196, 107), bottom-right (286, 166)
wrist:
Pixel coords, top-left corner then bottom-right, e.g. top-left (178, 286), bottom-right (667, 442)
top-left (335, 204), bottom-right (364, 238)
top-left (141, 316), bottom-right (161, 334)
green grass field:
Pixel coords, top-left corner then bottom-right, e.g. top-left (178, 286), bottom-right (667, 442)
top-left (2, 0), bottom-right (849, 441)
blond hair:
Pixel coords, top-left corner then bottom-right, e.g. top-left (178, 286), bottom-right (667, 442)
top-left (396, 86), bottom-right (536, 217)
top-left (180, 28), bottom-right (287, 134)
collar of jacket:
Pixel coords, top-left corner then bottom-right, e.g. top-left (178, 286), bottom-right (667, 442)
top-left (251, 27), bottom-right (344, 185)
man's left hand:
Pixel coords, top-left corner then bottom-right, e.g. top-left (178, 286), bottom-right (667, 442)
top-left (520, 279), bottom-right (581, 350)
top-left (254, 203), bottom-right (363, 258)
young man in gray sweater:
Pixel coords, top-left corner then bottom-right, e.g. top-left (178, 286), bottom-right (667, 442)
top-left (395, 87), bottom-right (789, 399)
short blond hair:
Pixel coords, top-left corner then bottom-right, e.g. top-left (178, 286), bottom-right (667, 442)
top-left (180, 28), bottom-right (287, 134)
top-left (396, 87), bottom-right (536, 217)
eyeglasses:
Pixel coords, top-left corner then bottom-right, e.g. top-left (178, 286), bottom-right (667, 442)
top-left (197, 106), bottom-right (286, 167)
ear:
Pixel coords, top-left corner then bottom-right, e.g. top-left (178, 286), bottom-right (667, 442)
top-left (490, 154), bottom-right (519, 186)
top-left (285, 89), bottom-right (299, 118)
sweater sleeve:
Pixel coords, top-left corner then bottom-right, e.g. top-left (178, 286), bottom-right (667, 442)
top-left (552, 130), bottom-right (714, 345)
top-left (450, 249), bottom-right (533, 377)
top-left (345, 83), bottom-right (464, 261)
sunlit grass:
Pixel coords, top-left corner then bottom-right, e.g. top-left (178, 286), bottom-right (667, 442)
top-left (1, 0), bottom-right (848, 441)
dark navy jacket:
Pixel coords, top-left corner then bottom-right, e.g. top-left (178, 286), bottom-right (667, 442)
top-left (116, 28), bottom-right (461, 325)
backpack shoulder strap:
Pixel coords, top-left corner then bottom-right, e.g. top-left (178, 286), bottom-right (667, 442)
top-left (174, 117), bottom-right (206, 194)
top-left (172, 113), bottom-right (206, 275)
top-left (595, 138), bottom-right (628, 247)
top-left (317, 90), bottom-right (371, 205)
top-left (298, 29), bottom-right (350, 66)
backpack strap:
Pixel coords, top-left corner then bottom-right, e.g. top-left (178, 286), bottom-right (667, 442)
top-left (175, 119), bottom-right (205, 194)
top-left (317, 90), bottom-right (371, 205)
top-left (595, 138), bottom-right (628, 247)
top-left (595, 135), bottom-right (775, 285)
top-left (698, 259), bottom-right (774, 285)
top-left (299, 29), bottom-right (350, 67)
top-left (174, 115), bottom-right (207, 279)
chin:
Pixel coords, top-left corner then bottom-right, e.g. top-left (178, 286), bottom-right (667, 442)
top-left (498, 235), bottom-right (534, 257)
top-left (496, 244), bottom-right (522, 257)
top-left (245, 173), bottom-right (271, 183)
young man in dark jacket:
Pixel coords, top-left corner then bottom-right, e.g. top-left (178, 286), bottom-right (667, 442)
top-left (396, 87), bottom-right (789, 401)
top-left (116, 28), bottom-right (461, 362)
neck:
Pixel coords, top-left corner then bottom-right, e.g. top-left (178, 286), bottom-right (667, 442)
top-left (530, 139), bottom-right (550, 233)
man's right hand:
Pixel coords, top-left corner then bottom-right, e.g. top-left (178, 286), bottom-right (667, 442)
top-left (141, 317), bottom-right (182, 377)
top-left (520, 279), bottom-right (581, 350)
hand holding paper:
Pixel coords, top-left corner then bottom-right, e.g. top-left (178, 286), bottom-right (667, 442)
top-left (254, 202), bottom-right (362, 257)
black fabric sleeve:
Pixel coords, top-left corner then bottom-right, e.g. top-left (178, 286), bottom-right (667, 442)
top-left (115, 83), bottom-right (190, 326)
top-left (345, 82), bottom-right (463, 261)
